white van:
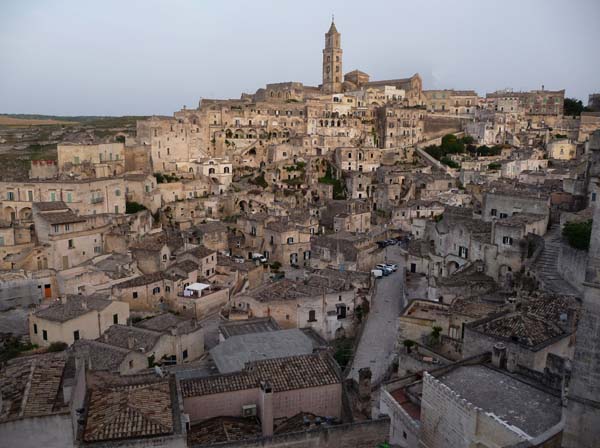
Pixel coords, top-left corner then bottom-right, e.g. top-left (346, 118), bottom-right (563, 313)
top-left (252, 253), bottom-right (268, 263)
top-left (371, 269), bottom-right (383, 278)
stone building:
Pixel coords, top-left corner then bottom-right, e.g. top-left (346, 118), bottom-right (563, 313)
top-left (423, 89), bottom-right (478, 116)
top-left (57, 142), bottom-right (125, 178)
top-left (180, 353), bottom-right (342, 434)
top-left (32, 202), bottom-right (109, 270)
top-left (562, 148), bottom-right (600, 447)
top-left (0, 176), bottom-right (126, 222)
top-left (230, 273), bottom-right (364, 341)
top-left (380, 356), bottom-right (564, 448)
top-left (29, 294), bottom-right (130, 347)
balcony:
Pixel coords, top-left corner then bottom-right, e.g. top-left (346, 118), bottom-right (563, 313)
top-left (91, 196), bottom-right (104, 204)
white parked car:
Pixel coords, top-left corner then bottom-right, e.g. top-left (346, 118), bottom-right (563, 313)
top-left (371, 269), bottom-right (383, 278)
top-left (384, 263), bottom-right (398, 271)
top-left (376, 264), bottom-right (393, 275)
top-left (252, 253), bottom-right (268, 263)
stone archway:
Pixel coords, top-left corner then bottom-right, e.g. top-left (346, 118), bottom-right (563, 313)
top-left (18, 207), bottom-right (32, 220)
top-left (3, 206), bottom-right (15, 222)
top-left (447, 260), bottom-right (460, 275)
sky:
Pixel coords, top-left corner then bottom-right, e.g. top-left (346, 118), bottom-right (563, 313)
top-left (1, 0), bottom-right (599, 116)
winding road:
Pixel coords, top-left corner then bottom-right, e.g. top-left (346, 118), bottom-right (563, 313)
top-left (348, 244), bottom-right (406, 384)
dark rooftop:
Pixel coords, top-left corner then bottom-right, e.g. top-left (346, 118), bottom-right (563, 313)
top-left (83, 378), bottom-right (176, 443)
top-left (180, 353), bottom-right (340, 398)
top-left (0, 352), bottom-right (69, 422)
top-left (434, 365), bottom-right (562, 437)
top-left (219, 317), bottom-right (281, 339)
top-left (34, 294), bottom-right (112, 322)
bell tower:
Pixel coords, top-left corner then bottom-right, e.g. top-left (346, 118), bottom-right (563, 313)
top-left (322, 19), bottom-right (342, 94)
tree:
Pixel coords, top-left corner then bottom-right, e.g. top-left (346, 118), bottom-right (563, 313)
top-left (403, 339), bottom-right (416, 353)
top-left (562, 220), bottom-right (592, 250)
top-left (429, 326), bottom-right (443, 345)
top-left (126, 201), bottom-right (147, 214)
top-left (564, 98), bottom-right (590, 117)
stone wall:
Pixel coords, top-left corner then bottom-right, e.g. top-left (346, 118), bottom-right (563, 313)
top-left (188, 418), bottom-right (390, 448)
top-left (557, 242), bottom-right (587, 294)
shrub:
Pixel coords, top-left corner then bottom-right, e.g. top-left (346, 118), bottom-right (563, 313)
top-left (47, 341), bottom-right (68, 352)
top-left (488, 162), bottom-right (502, 171)
top-left (562, 220), bottom-right (592, 250)
top-left (403, 339), bottom-right (416, 353)
top-left (440, 157), bottom-right (460, 169)
top-left (126, 201), bottom-right (147, 214)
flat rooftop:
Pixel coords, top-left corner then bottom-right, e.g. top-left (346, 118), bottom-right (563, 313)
top-left (437, 365), bottom-right (562, 438)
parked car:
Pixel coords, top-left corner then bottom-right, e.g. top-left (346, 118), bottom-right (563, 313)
top-left (232, 255), bottom-right (245, 263)
top-left (384, 263), bottom-right (398, 271)
top-left (252, 253), bottom-right (268, 263)
top-left (376, 264), bottom-right (393, 275)
top-left (371, 269), bottom-right (383, 278)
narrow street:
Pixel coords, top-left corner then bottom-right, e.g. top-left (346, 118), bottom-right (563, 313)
top-left (348, 244), bottom-right (406, 384)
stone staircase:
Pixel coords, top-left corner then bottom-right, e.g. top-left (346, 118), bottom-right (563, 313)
top-left (532, 225), bottom-right (580, 296)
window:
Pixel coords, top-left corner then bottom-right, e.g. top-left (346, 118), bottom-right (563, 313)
top-left (28, 191), bottom-right (33, 201)
top-left (165, 285), bottom-right (171, 292)
top-left (113, 314), bottom-right (118, 324)
top-left (43, 330), bottom-right (48, 341)
top-left (65, 223), bottom-right (70, 231)
top-left (593, 192), bottom-right (597, 202)
top-left (50, 192), bottom-right (56, 201)
top-left (490, 208), bottom-right (497, 216)
top-left (133, 291), bottom-right (138, 299)
top-left (7, 191), bottom-right (14, 200)
top-left (503, 236), bottom-right (513, 245)
top-left (152, 287), bottom-right (160, 295)
top-left (499, 212), bottom-right (508, 219)
top-left (115, 189), bottom-right (121, 196)
top-left (183, 349), bottom-right (188, 360)
top-left (224, 166), bottom-right (230, 173)
top-left (73, 330), bottom-right (80, 341)
top-left (33, 323), bottom-right (38, 334)
top-left (308, 310), bottom-right (317, 322)
top-left (66, 192), bottom-right (73, 202)
top-left (68, 239), bottom-right (74, 249)
top-left (459, 246), bottom-right (469, 258)
top-left (52, 224), bottom-right (59, 233)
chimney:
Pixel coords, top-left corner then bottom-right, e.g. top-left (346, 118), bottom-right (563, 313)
top-left (259, 381), bottom-right (273, 437)
top-left (127, 335), bottom-right (135, 350)
top-left (506, 350), bottom-right (518, 373)
top-left (492, 342), bottom-right (507, 368)
top-left (60, 295), bottom-right (68, 304)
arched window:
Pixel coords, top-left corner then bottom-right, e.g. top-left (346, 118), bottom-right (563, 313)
top-left (209, 168), bottom-right (215, 174)
top-left (162, 254), bottom-right (167, 261)
top-left (224, 167), bottom-right (230, 173)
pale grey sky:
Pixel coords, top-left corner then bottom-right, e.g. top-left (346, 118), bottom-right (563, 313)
top-left (1, 0), bottom-right (598, 116)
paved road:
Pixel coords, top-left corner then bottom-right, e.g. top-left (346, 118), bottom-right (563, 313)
top-left (348, 244), bottom-right (406, 384)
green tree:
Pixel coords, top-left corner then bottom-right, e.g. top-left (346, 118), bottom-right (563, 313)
top-left (564, 98), bottom-right (590, 117)
top-left (562, 220), bottom-right (592, 250)
top-left (403, 339), bottom-right (416, 353)
top-left (126, 201), bottom-right (147, 214)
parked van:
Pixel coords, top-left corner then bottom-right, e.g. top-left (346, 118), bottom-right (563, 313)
top-left (252, 253), bottom-right (268, 263)
top-left (371, 269), bottom-right (383, 278)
